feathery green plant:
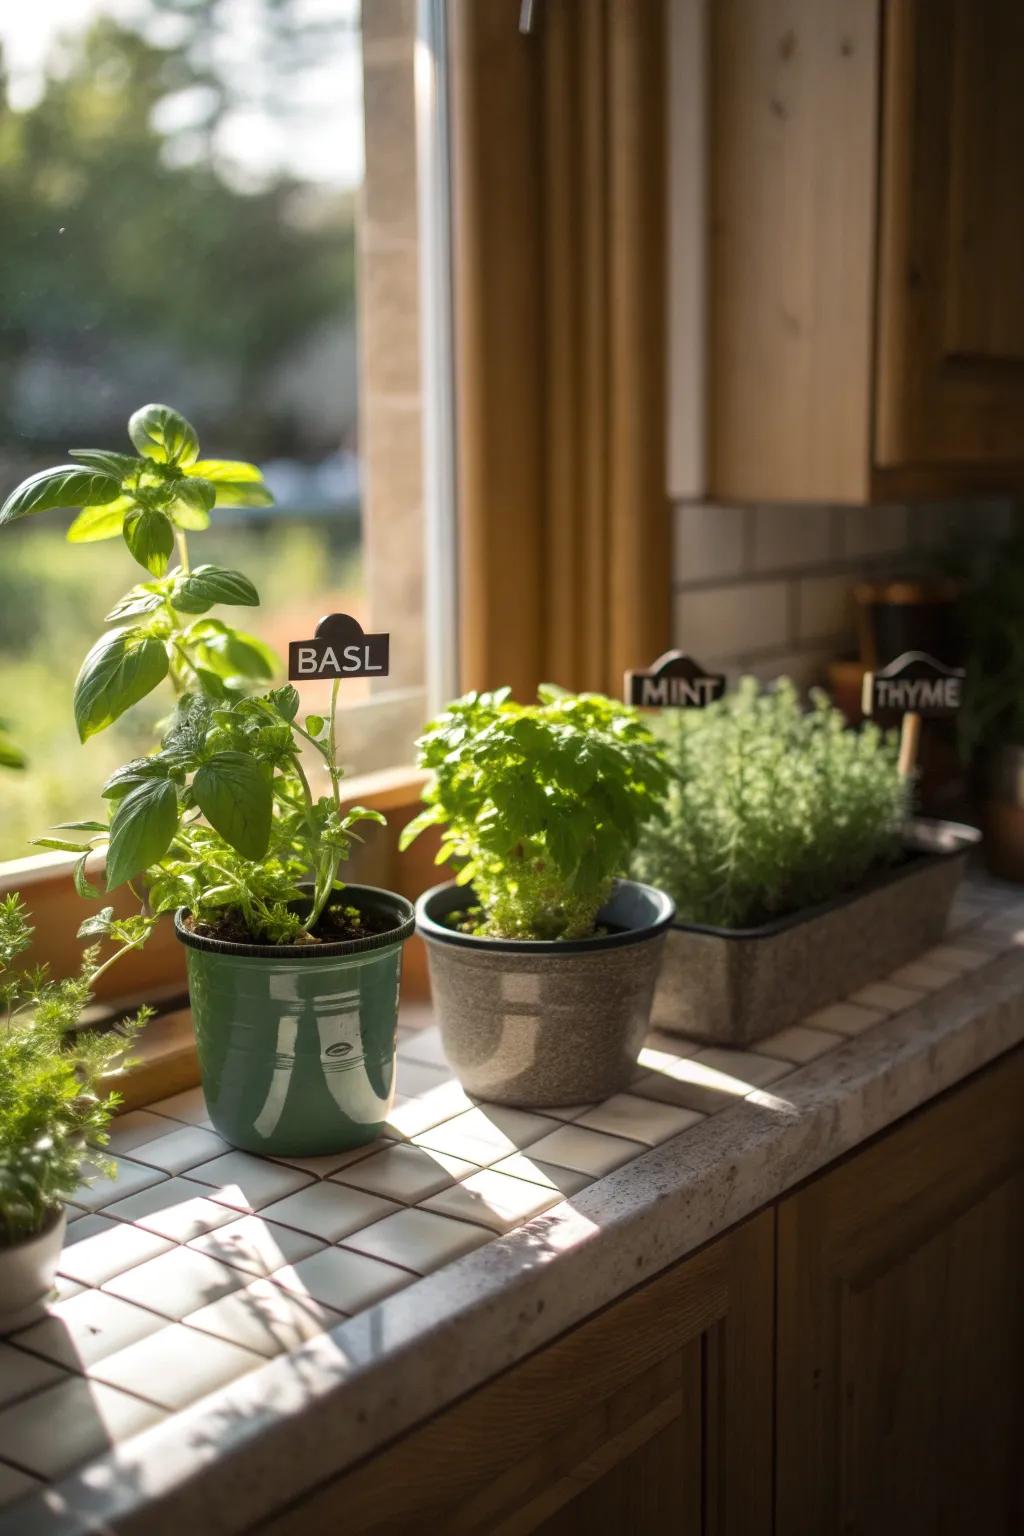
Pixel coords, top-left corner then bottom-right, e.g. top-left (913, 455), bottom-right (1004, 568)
top-left (401, 687), bottom-right (669, 940)
top-left (0, 894), bottom-right (148, 1244)
top-left (633, 679), bottom-right (908, 930)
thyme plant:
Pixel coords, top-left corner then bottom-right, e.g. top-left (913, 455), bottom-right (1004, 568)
top-left (401, 687), bottom-right (669, 940)
top-left (0, 894), bottom-right (147, 1244)
top-left (633, 679), bottom-right (909, 929)
top-left (1, 404), bottom-right (381, 945)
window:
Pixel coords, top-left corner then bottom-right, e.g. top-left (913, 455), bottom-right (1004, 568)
top-left (0, 0), bottom-right (448, 866)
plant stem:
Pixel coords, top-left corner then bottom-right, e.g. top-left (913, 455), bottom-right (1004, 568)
top-left (327, 677), bottom-right (342, 813)
top-left (88, 941), bottom-right (143, 987)
top-left (175, 529), bottom-right (191, 574)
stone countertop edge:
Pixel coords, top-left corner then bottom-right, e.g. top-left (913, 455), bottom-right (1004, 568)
top-left (13, 947), bottom-right (1024, 1536)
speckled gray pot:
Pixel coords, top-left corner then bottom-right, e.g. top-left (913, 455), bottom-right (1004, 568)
top-left (652, 819), bottom-right (980, 1046)
top-left (0, 1206), bottom-right (66, 1333)
top-left (416, 880), bottom-right (675, 1107)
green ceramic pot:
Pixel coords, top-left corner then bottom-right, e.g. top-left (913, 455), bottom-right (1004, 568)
top-left (174, 885), bottom-right (415, 1157)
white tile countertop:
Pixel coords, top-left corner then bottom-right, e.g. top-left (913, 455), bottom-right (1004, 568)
top-left (2, 874), bottom-right (1024, 1535)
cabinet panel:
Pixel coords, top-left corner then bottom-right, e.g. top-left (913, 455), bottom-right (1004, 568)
top-left (875, 0), bottom-right (1024, 467)
top-left (259, 1212), bottom-right (774, 1536)
top-left (777, 1049), bottom-right (1024, 1536)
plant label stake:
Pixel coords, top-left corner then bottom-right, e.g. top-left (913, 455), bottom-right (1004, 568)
top-left (625, 651), bottom-right (726, 710)
top-left (860, 649), bottom-right (965, 778)
top-left (288, 613), bottom-right (390, 681)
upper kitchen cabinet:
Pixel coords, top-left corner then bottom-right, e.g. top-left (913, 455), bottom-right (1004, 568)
top-left (707, 0), bottom-right (1024, 504)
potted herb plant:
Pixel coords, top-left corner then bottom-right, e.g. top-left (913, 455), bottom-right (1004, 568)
top-left (633, 680), bottom-right (978, 1045)
top-left (401, 687), bottom-right (675, 1106)
top-left (1, 404), bottom-right (414, 1156)
top-left (1, 894), bottom-right (146, 1331)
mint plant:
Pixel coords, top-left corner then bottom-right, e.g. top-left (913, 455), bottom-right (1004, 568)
top-left (401, 687), bottom-right (669, 940)
top-left (1, 894), bottom-right (147, 1244)
top-left (633, 679), bottom-right (909, 929)
top-left (2, 403), bottom-right (383, 946)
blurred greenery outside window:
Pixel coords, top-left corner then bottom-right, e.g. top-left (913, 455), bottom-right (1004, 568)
top-left (0, 0), bottom-right (428, 864)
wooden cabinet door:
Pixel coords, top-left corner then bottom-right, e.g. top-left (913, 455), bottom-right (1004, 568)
top-left (261, 1212), bottom-right (773, 1536)
top-left (875, 0), bottom-right (1024, 468)
top-left (776, 1049), bottom-right (1024, 1536)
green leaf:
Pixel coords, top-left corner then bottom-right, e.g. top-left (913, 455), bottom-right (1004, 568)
top-left (304, 713), bottom-right (325, 738)
top-left (0, 465), bottom-right (121, 527)
top-left (128, 404), bottom-right (200, 466)
top-left (168, 478), bottom-right (216, 533)
top-left (68, 448), bottom-right (139, 479)
top-left (0, 737), bottom-right (25, 769)
top-left (398, 803), bottom-right (445, 850)
top-left (67, 496), bottom-right (133, 543)
top-left (73, 852), bottom-right (101, 899)
top-left (55, 819), bottom-right (108, 832)
top-left (123, 507), bottom-right (174, 576)
top-left (105, 585), bottom-right (165, 622)
top-left (269, 685), bottom-right (300, 722)
top-left (106, 777), bottom-right (178, 890)
top-left (170, 565), bottom-right (260, 614)
top-left (192, 751), bottom-right (272, 858)
top-left (195, 627), bottom-right (277, 682)
top-left (74, 628), bottom-right (169, 742)
top-left (77, 907), bottom-right (115, 938)
top-left (188, 460), bottom-right (273, 508)
top-left (102, 757), bottom-right (171, 800)
top-left (30, 837), bottom-right (88, 853)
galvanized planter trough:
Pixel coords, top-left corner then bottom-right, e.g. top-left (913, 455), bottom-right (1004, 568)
top-left (652, 819), bottom-right (980, 1046)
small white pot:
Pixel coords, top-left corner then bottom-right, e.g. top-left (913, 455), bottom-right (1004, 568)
top-left (0, 1207), bottom-right (67, 1333)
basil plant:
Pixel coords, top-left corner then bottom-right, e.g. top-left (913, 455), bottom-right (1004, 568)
top-left (1, 404), bottom-right (383, 947)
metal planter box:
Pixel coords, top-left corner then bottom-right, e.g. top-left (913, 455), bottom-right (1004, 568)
top-left (652, 820), bottom-right (979, 1046)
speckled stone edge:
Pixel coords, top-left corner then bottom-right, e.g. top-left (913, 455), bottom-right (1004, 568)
top-left (14, 918), bottom-right (1024, 1536)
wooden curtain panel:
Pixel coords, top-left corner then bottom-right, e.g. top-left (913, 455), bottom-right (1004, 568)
top-left (450, 0), bottom-right (669, 699)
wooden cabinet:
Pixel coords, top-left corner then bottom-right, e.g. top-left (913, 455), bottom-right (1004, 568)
top-left (261, 1212), bottom-right (774, 1535)
top-left (709, 0), bottom-right (1024, 503)
top-left (776, 1048), bottom-right (1024, 1535)
top-left (260, 1053), bottom-right (1022, 1535)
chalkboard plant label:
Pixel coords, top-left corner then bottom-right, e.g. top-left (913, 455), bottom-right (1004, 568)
top-left (289, 613), bottom-right (390, 681)
top-left (861, 649), bottom-right (965, 720)
top-left (625, 651), bottom-right (726, 709)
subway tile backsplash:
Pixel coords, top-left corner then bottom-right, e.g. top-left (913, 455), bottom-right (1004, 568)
top-left (671, 500), bottom-right (1015, 687)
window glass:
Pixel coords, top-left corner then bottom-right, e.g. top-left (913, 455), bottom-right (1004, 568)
top-left (0, 0), bottom-right (427, 860)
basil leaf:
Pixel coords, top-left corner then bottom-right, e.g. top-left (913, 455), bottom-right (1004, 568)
top-left (270, 685), bottom-right (300, 722)
top-left (105, 777), bottom-right (178, 890)
top-left (67, 497), bottom-right (133, 543)
top-left (187, 459), bottom-right (274, 508)
top-left (192, 750), bottom-right (272, 858)
top-left (74, 628), bottom-right (169, 742)
top-left (30, 837), bottom-right (89, 853)
top-left (102, 757), bottom-right (171, 800)
top-left (73, 853), bottom-right (101, 899)
top-left (0, 465), bottom-right (121, 526)
top-left (123, 507), bottom-right (174, 576)
top-left (68, 448), bottom-right (139, 479)
top-left (195, 627), bottom-right (277, 681)
top-left (304, 713), bottom-right (325, 738)
top-left (171, 565), bottom-right (260, 614)
top-left (128, 403), bottom-right (200, 466)
top-left (168, 476), bottom-right (216, 531)
top-left (55, 819), bottom-right (108, 831)
top-left (105, 585), bottom-right (165, 622)
top-left (77, 907), bottom-right (115, 938)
